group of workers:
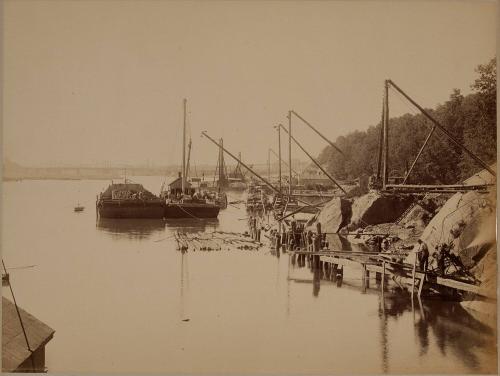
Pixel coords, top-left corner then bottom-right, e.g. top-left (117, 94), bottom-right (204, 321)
top-left (416, 239), bottom-right (466, 277)
top-left (248, 215), bottom-right (263, 242)
top-left (249, 209), bottom-right (467, 280)
top-left (267, 217), bottom-right (328, 252)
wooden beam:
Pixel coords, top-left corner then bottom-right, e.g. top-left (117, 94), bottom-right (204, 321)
top-left (382, 80), bottom-right (389, 188)
top-left (291, 110), bottom-right (345, 156)
top-left (418, 272), bottom-right (425, 297)
top-left (381, 260), bottom-right (386, 292)
top-left (411, 255), bottom-right (417, 299)
top-left (388, 79), bottom-right (495, 177)
top-left (403, 125), bottom-right (436, 184)
top-left (436, 276), bottom-right (480, 294)
top-left (279, 124), bottom-right (347, 194)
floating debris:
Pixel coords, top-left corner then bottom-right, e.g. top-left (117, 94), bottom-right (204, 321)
top-left (173, 231), bottom-right (263, 252)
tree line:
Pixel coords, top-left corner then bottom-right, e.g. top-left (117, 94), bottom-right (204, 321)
top-left (317, 58), bottom-right (496, 184)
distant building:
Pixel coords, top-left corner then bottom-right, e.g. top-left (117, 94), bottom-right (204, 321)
top-left (299, 165), bottom-right (333, 188)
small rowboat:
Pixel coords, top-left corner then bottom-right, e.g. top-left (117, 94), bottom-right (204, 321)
top-left (74, 205), bottom-right (85, 212)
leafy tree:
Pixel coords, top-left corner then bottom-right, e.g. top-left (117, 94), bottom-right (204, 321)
top-left (315, 59), bottom-right (496, 184)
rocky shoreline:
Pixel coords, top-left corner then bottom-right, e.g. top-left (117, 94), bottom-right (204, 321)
top-left (308, 165), bottom-right (496, 315)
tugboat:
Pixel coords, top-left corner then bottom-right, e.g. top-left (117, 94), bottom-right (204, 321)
top-left (161, 99), bottom-right (220, 219)
top-left (96, 180), bottom-right (165, 218)
top-left (161, 173), bottom-right (220, 218)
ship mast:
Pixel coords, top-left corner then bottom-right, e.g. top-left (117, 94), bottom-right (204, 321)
top-left (185, 138), bottom-right (192, 182)
top-left (267, 148), bottom-right (271, 182)
top-left (182, 98), bottom-right (187, 194)
top-left (278, 125), bottom-right (282, 193)
top-left (237, 152), bottom-right (242, 177)
top-left (288, 111), bottom-right (292, 195)
top-left (218, 138), bottom-right (225, 189)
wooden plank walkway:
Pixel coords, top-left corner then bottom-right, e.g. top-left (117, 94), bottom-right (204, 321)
top-left (287, 250), bottom-right (482, 296)
top-left (383, 183), bottom-right (492, 193)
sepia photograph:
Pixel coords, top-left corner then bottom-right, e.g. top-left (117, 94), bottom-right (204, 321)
top-left (1, 0), bottom-right (497, 374)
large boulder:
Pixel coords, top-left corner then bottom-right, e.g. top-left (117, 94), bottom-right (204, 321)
top-left (399, 204), bottom-right (432, 231)
top-left (309, 197), bottom-right (351, 234)
top-left (348, 191), bottom-right (415, 230)
top-left (419, 166), bottom-right (496, 302)
top-left (420, 191), bottom-right (495, 256)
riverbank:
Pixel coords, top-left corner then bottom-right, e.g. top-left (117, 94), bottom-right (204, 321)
top-left (306, 165), bottom-right (496, 315)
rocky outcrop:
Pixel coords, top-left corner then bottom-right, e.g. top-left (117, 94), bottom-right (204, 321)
top-left (363, 222), bottom-right (422, 245)
top-left (418, 166), bottom-right (497, 311)
top-left (420, 165), bottom-right (496, 255)
top-left (308, 197), bottom-right (351, 234)
top-left (348, 191), bottom-right (415, 230)
top-left (310, 191), bottom-right (416, 234)
top-left (308, 166), bottom-right (496, 308)
top-left (399, 204), bottom-right (431, 231)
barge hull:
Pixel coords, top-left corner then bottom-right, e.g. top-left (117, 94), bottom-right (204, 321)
top-left (164, 204), bottom-right (220, 219)
top-left (98, 201), bottom-right (165, 219)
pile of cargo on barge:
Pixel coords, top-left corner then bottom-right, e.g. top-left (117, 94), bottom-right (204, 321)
top-left (96, 181), bottom-right (165, 219)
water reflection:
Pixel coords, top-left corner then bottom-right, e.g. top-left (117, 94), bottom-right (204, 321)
top-left (180, 250), bottom-right (190, 321)
top-left (289, 254), bottom-right (345, 295)
top-left (96, 218), bottom-right (166, 239)
top-left (326, 233), bottom-right (377, 253)
top-left (5, 178), bottom-right (497, 374)
top-left (165, 218), bottom-right (219, 234)
top-left (288, 253), bottom-right (496, 374)
top-left (378, 292), bottom-right (496, 372)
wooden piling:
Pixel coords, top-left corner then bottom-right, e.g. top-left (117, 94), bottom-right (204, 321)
top-left (381, 261), bottom-right (386, 292)
top-left (411, 255), bottom-right (417, 299)
top-left (418, 270), bottom-right (425, 297)
top-left (295, 250), bottom-right (483, 297)
top-left (313, 255), bottom-right (320, 270)
top-left (336, 266), bottom-right (343, 286)
top-left (362, 263), bottom-right (367, 291)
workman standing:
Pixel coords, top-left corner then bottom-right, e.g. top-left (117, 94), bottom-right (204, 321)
top-left (417, 239), bottom-right (429, 272)
top-left (438, 243), bottom-right (450, 277)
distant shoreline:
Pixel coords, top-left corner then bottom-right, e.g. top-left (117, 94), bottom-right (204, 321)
top-left (3, 176), bottom-right (125, 182)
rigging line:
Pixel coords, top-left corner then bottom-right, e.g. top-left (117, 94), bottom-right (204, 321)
top-left (388, 86), bottom-right (465, 170)
top-left (2, 259), bottom-right (36, 371)
top-left (433, 122), bottom-right (465, 158)
top-left (5, 265), bottom-right (37, 270)
top-left (213, 156), bottom-right (219, 184)
top-left (406, 119), bottom-right (463, 181)
top-left (194, 161), bottom-right (198, 178)
top-left (154, 234), bottom-right (177, 243)
top-left (173, 203), bottom-right (204, 220)
top-left (389, 85), bottom-right (421, 117)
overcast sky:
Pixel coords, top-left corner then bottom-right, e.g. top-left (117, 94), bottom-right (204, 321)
top-left (3, 0), bottom-right (496, 167)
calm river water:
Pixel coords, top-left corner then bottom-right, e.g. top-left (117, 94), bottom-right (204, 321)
top-left (2, 177), bottom-right (497, 374)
